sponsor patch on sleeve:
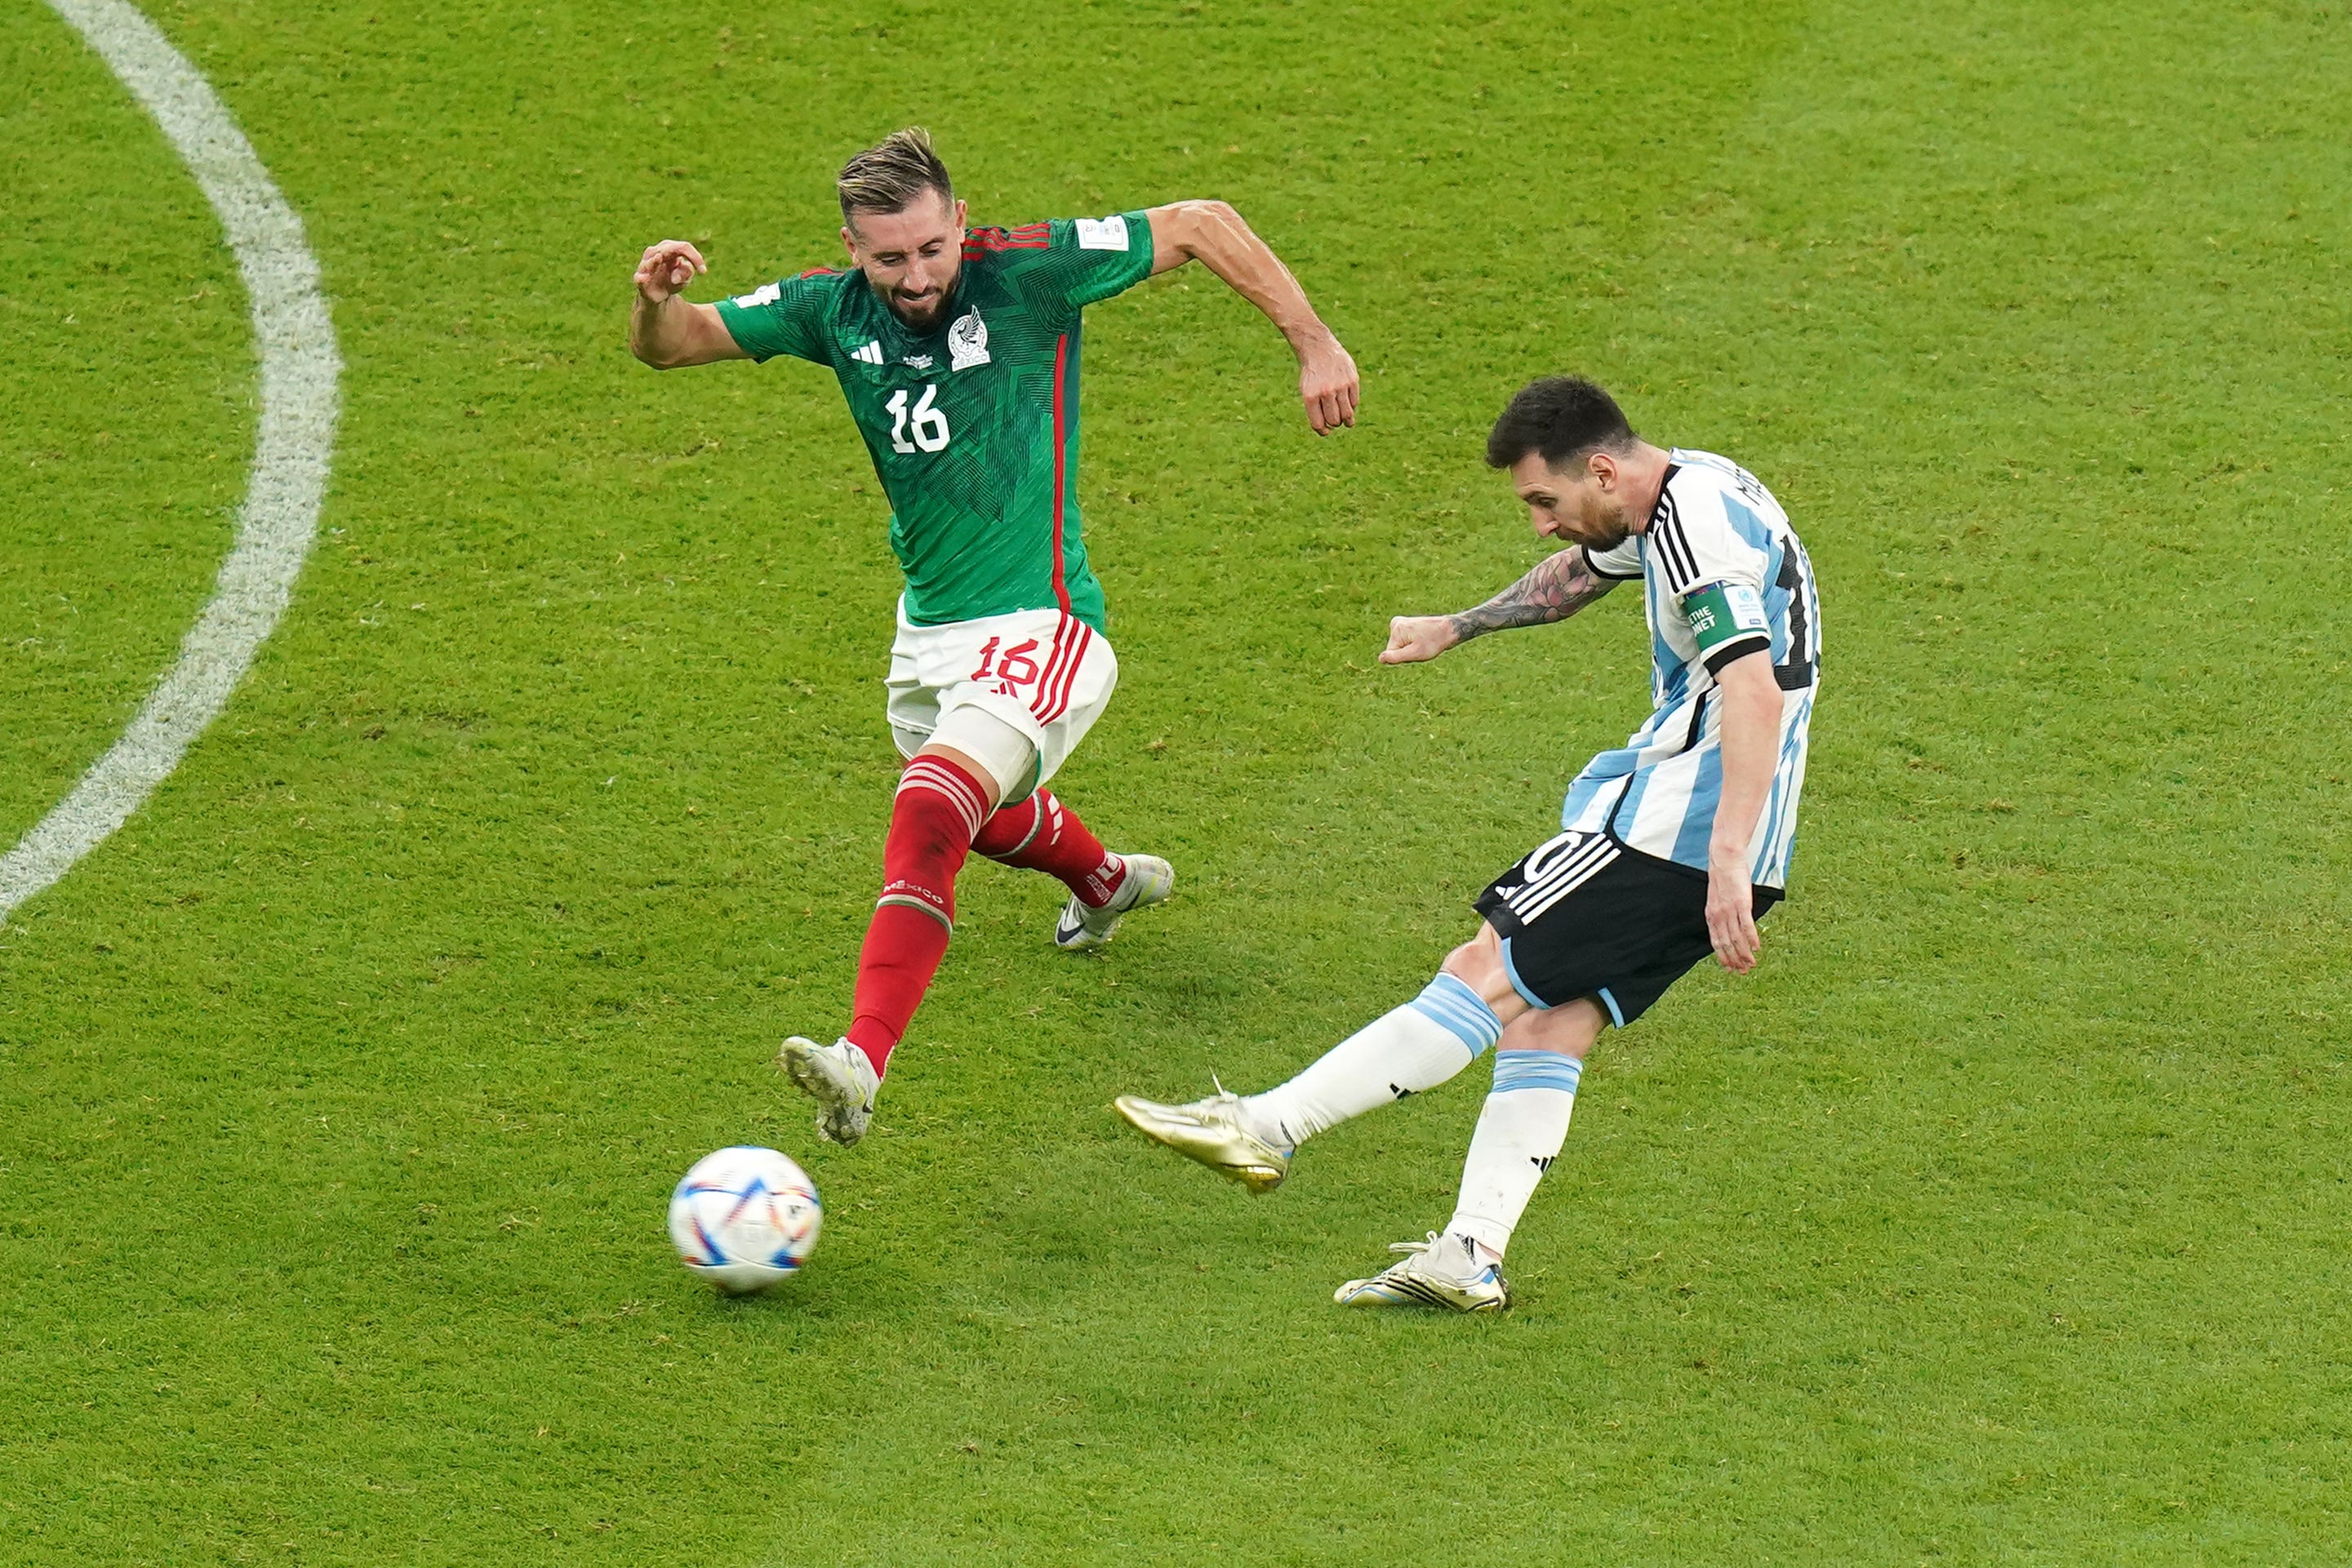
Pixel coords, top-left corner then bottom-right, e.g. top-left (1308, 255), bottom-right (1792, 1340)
top-left (1683, 581), bottom-right (1769, 655)
top-left (1074, 215), bottom-right (1130, 251)
top-left (730, 282), bottom-right (781, 309)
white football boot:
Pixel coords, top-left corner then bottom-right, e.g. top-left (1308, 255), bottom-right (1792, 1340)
top-left (1054, 854), bottom-right (1175, 953)
top-left (1111, 1084), bottom-right (1291, 1193)
top-left (1333, 1231), bottom-right (1510, 1313)
top-left (777, 1036), bottom-right (878, 1147)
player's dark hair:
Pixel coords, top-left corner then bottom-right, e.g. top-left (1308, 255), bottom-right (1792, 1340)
top-left (1484, 376), bottom-right (1637, 471)
top-left (838, 127), bottom-right (954, 223)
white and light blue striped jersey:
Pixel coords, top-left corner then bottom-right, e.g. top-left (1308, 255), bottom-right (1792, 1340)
top-left (1562, 449), bottom-right (1821, 890)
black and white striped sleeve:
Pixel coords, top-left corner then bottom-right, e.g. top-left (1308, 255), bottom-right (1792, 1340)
top-left (1647, 475), bottom-right (1766, 600)
top-left (1651, 473), bottom-right (1774, 673)
top-left (1645, 487), bottom-right (1707, 596)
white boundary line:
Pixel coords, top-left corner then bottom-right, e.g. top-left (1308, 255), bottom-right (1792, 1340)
top-left (2, 0), bottom-right (340, 925)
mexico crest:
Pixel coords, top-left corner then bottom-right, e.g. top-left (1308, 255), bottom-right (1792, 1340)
top-left (949, 309), bottom-right (990, 371)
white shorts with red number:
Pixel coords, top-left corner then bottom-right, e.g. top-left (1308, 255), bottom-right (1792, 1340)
top-left (884, 599), bottom-right (1118, 793)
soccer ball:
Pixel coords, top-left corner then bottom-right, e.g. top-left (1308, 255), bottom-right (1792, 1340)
top-left (667, 1145), bottom-right (822, 1294)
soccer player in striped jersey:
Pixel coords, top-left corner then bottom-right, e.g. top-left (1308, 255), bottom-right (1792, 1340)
top-left (628, 129), bottom-right (1358, 1147)
top-left (1116, 376), bottom-right (1821, 1311)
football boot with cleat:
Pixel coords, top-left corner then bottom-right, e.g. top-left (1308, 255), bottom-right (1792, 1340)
top-left (1333, 1231), bottom-right (1510, 1313)
top-left (1055, 854), bottom-right (1175, 953)
top-left (777, 1035), bottom-right (879, 1147)
top-left (1111, 1085), bottom-right (1292, 1193)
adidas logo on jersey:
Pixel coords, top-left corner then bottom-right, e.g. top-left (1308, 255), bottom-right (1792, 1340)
top-left (851, 340), bottom-right (885, 366)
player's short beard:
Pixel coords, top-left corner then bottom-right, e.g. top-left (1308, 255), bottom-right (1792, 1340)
top-left (1579, 517), bottom-right (1633, 552)
top-left (889, 291), bottom-right (945, 329)
top-left (871, 275), bottom-right (949, 331)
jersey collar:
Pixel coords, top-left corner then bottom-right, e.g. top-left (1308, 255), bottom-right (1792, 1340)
top-left (1631, 461), bottom-right (1680, 540)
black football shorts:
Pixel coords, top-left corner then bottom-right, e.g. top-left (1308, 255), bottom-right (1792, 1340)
top-left (1471, 829), bottom-right (1781, 1025)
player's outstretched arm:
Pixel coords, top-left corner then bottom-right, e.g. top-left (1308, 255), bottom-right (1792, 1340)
top-left (1704, 650), bottom-right (1781, 974)
top-left (629, 240), bottom-right (750, 370)
top-left (1379, 547), bottom-right (1618, 664)
top-left (1145, 200), bottom-right (1358, 435)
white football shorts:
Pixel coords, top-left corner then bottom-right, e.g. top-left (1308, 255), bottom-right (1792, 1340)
top-left (884, 599), bottom-right (1118, 800)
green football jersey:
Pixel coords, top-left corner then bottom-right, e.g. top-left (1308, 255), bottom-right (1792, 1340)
top-left (714, 211), bottom-right (1156, 634)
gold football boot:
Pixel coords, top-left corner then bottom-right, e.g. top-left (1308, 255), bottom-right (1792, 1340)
top-left (1111, 1086), bottom-right (1291, 1193)
top-left (1333, 1232), bottom-right (1511, 1313)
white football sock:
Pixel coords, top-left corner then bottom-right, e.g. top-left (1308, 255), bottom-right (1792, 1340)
top-left (1446, 1051), bottom-right (1581, 1259)
top-left (1243, 972), bottom-right (1501, 1148)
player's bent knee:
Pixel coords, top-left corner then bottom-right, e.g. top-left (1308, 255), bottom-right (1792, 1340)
top-left (1438, 924), bottom-right (1514, 1005)
top-left (1496, 996), bottom-right (1606, 1059)
top-left (923, 704), bottom-right (1039, 806)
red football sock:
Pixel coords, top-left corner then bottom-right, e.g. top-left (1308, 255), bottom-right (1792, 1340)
top-left (844, 755), bottom-right (990, 1077)
top-left (972, 789), bottom-right (1127, 907)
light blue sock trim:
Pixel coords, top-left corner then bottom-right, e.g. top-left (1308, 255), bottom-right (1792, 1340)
top-left (1497, 937), bottom-right (1548, 1011)
top-left (1492, 1050), bottom-right (1583, 1096)
top-left (1595, 986), bottom-right (1626, 1028)
top-left (1407, 971), bottom-right (1502, 1059)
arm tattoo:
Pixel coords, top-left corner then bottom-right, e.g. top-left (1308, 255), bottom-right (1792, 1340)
top-left (1447, 547), bottom-right (1618, 644)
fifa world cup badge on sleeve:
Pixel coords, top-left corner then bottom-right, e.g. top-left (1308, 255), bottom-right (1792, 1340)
top-left (1683, 582), bottom-right (1769, 655)
top-left (1074, 215), bottom-right (1130, 251)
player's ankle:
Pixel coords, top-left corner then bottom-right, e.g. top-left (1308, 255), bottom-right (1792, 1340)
top-left (842, 1028), bottom-right (892, 1080)
top-left (1447, 1221), bottom-right (1509, 1264)
top-left (1236, 1094), bottom-right (1295, 1151)
top-left (1069, 851), bottom-right (1126, 907)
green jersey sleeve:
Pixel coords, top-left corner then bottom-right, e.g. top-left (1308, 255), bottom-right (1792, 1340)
top-left (981, 211), bottom-right (1155, 323)
top-left (713, 271), bottom-right (843, 364)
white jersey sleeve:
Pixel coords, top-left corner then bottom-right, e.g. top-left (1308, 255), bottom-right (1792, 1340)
top-left (1646, 468), bottom-right (1771, 599)
top-left (1584, 536), bottom-right (1643, 580)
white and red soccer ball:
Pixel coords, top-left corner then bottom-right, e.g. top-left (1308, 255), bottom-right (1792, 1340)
top-left (668, 1146), bottom-right (822, 1294)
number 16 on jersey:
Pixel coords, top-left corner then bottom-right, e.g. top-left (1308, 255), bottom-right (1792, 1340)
top-left (887, 384), bottom-right (951, 454)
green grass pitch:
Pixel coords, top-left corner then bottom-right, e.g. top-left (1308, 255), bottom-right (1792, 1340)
top-left (3, 0), bottom-right (2349, 1561)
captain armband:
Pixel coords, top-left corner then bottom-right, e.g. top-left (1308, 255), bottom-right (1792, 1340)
top-left (1683, 582), bottom-right (1772, 675)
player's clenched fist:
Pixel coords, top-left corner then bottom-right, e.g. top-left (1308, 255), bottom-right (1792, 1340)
top-left (1298, 336), bottom-right (1361, 437)
top-left (1380, 615), bottom-right (1459, 664)
top-left (634, 239), bottom-right (707, 304)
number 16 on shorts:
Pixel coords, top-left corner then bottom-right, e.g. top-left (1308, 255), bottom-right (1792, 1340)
top-left (886, 606), bottom-right (1119, 791)
top-left (971, 634), bottom-right (1042, 700)
top-left (971, 617), bottom-right (1099, 726)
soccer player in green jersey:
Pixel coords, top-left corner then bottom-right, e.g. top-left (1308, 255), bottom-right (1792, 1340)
top-left (628, 128), bottom-right (1360, 1147)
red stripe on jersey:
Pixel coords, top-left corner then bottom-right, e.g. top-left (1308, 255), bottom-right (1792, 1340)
top-left (1050, 332), bottom-right (1071, 615)
top-left (962, 224), bottom-right (1051, 255)
top-left (794, 267), bottom-right (842, 279)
